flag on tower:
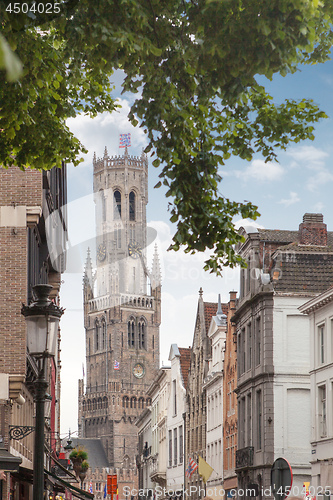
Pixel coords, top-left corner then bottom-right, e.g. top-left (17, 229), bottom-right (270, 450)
top-left (114, 360), bottom-right (120, 370)
top-left (119, 133), bottom-right (131, 148)
top-left (185, 458), bottom-right (198, 477)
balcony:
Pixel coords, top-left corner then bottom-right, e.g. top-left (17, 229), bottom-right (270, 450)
top-left (236, 446), bottom-right (254, 469)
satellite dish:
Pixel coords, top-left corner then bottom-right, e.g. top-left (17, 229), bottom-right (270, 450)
top-left (261, 273), bottom-right (270, 285)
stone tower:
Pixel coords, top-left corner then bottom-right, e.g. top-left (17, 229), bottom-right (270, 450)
top-left (78, 146), bottom-right (161, 473)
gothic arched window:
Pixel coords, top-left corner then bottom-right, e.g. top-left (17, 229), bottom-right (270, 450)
top-left (123, 396), bottom-right (129, 408)
top-left (138, 397), bottom-right (145, 409)
top-left (130, 397), bottom-right (137, 409)
top-left (114, 190), bottom-right (121, 219)
top-left (100, 190), bottom-right (106, 222)
top-left (138, 318), bottom-right (147, 349)
top-left (128, 318), bottom-right (135, 348)
top-left (129, 191), bottom-right (135, 221)
top-left (102, 319), bottom-right (106, 350)
top-left (95, 320), bottom-right (100, 351)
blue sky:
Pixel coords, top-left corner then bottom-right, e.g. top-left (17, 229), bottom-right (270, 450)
top-left (59, 58), bottom-right (333, 436)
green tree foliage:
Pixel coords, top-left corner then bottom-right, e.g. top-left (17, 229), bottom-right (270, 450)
top-left (1, 0), bottom-right (332, 273)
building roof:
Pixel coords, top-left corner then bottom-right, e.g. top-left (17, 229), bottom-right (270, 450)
top-left (273, 252), bottom-right (333, 294)
top-left (70, 438), bottom-right (109, 470)
top-left (203, 302), bottom-right (227, 335)
top-left (257, 229), bottom-right (299, 243)
top-left (178, 347), bottom-right (191, 389)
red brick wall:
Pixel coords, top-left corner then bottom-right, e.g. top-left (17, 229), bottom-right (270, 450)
top-left (0, 167), bottom-right (43, 375)
top-left (0, 167), bottom-right (42, 206)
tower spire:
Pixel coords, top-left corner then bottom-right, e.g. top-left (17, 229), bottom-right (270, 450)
top-left (151, 244), bottom-right (161, 289)
top-left (83, 247), bottom-right (94, 294)
top-left (217, 293), bottom-right (223, 315)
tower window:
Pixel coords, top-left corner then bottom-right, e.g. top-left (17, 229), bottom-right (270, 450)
top-left (114, 190), bottom-right (121, 219)
top-left (101, 191), bottom-right (106, 221)
top-left (95, 320), bottom-right (100, 351)
top-left (102, 319), bottom-right (106, 350)
top-left (138, 320), bottom-right (146, 349)
top-left (129, 191), bottom-right (135, 221)
top-left (128, 320), bottom-right (135, 348)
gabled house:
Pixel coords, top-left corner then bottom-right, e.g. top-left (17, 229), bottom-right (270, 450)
top-left (203, 296), bottom-right (227, 494)
top-left (185, 289), bottom-right (227, 496)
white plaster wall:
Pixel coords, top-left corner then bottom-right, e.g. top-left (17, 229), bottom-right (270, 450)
top-left (307, 299), bottom-right (333, 469)
top-left (273, 295), bottom-right (312, 489)
top-left (166, 352), bottom-right (187, 491)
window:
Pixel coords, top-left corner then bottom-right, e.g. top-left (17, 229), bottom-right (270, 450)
top-left (138, 319), bottom-right (146, 349)
top-left (179, 425), bottom-right (183, 464)
top-left (247, 393), bottom-right (252, 446)
top-left (102, 319), bottom-right (106, 350)
top-left (173, 380), bottom-right (177, 415)
top-left (128, 320), bottom-right (135, 347)
top-left (247, 323), bottom-right (252, 370)
top-left (256, 316), bottom-right (261, 366)
top-left (114, 190), bottom-right (121, 219)
top-left (174, 428), bottom-right (178, 466)
top-left (129, 191), bottom-right (135, 221)
top-left (226, 435), bottom-right (230, 470)
top-left (257, 390), bottom-right (262, 449)
top-left (318, 385), bottom-right (327, 438)
top-left (95, 320), bottom-right (100, 351)
top-left (100, 190), bottom-right (106, 221)
top-left (319, 325), bottom-right (325, 364)
top-left (168, 430), bottom-right (172, 466)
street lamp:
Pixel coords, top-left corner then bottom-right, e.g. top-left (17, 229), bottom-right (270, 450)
top-left (21, 284), bottom-right (64, 500)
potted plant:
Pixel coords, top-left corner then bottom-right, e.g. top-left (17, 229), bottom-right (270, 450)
top-left (70, 448), bottom-right (88, 475)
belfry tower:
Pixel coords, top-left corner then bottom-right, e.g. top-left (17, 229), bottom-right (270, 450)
top-left (78, 146), bottom-right (161, 473)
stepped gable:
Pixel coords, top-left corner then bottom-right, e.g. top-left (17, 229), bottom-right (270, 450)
top-left (178, 347), bottom-right (191, 389)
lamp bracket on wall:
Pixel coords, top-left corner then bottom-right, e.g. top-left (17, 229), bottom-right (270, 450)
top-left (9, 425), bottom-right (35, 440)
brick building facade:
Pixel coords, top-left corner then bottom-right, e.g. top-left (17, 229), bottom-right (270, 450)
top-left (0, 165), bottom-right (67, 499)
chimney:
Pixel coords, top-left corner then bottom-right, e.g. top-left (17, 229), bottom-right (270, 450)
top-left (299, 213), bottom-right (327, 246)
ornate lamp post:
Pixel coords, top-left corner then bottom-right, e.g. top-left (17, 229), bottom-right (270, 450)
top-left (21, 284), bottom-right (64, 500)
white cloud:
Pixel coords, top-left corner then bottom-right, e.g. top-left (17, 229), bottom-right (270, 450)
top-left (278, 191), bottom-right (300, 207)
top-left (66, 100), bottom-right (148, 173)
top-left (285, 145), bottom-right (333, 192)
top-left (287, 145), bottom-right (329, 171)
top-left (222, 159), bottom-right (284, 182)
top-left (306, 170), bottom-right (333, 191)
top-left (314, 202), bottom-right (324, 212)
top-left (234, 218), bottom-right (265, 230)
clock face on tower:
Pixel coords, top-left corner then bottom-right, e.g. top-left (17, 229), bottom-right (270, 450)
top-left (133, 363), bottom-right (145, 379)
top-left (97, 243), bottom-right (107, 262)
top-left (128, 241), bottom-right (142, 259)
